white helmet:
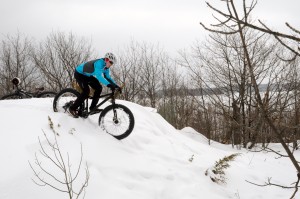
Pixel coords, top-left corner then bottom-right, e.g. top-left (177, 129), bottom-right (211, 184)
top-left (104, 52), bottom-right (116, 64)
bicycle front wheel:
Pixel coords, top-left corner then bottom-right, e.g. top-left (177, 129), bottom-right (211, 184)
top-left (37, 91), bottom-right (57, 98)
top-left (1, 93), bottom-right (22, 100)
top-left (99, 104), bottom-right (135, 140)
top-left (53, 88), bottom-right (80, 112)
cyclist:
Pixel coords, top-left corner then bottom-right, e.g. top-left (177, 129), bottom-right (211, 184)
top-left (69, 52), bottom-right (121, 118)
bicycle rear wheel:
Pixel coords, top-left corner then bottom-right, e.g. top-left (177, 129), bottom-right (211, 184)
top-left (1, 93), bottom-right (22, 100)
top-left (98, 104), bottom-right (135, 140)
top-left (37, 91), bottom-right (57, 98)
top-left (53, 88), bottom-right (80, 112)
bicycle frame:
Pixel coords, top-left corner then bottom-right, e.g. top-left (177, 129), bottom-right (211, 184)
top-left (10, 84), bottom-right (43, 98)
top-left (81, 91), bottom-right (118, 118)
top-left (12, 88), bottom-right (35, 98)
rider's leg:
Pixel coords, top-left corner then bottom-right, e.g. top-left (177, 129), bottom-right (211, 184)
top-left (89, 77), bottom-right (102, 110)
top-left (70, 71), bottom-right (90, 111)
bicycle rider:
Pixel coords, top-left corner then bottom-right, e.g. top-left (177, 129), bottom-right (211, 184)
top-left (69, 52), bottom-right (121, 118)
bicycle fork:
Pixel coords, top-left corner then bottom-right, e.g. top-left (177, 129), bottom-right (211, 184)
top-left (112, 107), bottom-right (120, 124)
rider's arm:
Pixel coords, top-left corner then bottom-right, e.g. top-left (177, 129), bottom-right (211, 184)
top-left (93, 60), bottom-right (111, 86)
top-left (103, 69), bottom-right (117, 86)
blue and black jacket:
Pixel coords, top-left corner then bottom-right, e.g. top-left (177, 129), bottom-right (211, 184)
top-left (75, 58), bottom-right (116, 86)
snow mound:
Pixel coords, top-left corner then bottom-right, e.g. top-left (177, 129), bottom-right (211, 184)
top-left (0, 98), bottom-right (299, 199)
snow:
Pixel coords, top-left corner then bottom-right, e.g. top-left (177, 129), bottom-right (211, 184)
top-left (0, 98), bottom-right (299, 199)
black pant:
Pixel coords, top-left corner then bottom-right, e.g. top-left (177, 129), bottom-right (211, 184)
top-left (70, 71), bottom-right (102, 111)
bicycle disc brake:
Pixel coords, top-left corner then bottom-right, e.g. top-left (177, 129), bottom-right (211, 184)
top-left (63, 101), bottom-right (74, 112)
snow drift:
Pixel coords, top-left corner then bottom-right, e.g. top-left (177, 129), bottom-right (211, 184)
top-left (0, 98), bottom-right (299, 199)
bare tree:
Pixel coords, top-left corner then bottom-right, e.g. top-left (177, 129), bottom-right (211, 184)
top-left (0, 32), bottom-right (38, 95)
top-left (29, 130), bottom-right (89, 199)
top-left (158, 62), bottom-right (184, 128)
top-left (137, 42), bottom-right (166, 107)
top-left (115, 41), bottom-right (168, 108)
top-left (179, 28), bottom-right (281, 147)
top-left (113, 40), bottom-right (143, 101)
top-left (31, 31), bottom-right (94, 91)
top-left (200, 0), bottom-right (300, 195)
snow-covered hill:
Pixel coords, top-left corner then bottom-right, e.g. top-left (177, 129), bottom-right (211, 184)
top-left (0, 98), bottom-right (298, 199)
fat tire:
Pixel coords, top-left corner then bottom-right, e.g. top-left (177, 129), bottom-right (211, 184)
top-left (53, 88), bottom-right (80, 112)
top-left (99, 104), bottom-right (135, 140)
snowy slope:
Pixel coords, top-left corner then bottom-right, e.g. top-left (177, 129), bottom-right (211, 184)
top-left (0, 98), bottom-right (299, 199)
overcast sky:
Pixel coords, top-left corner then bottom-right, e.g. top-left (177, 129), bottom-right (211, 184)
top-left (0, 0), bottom-right (299, 56)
